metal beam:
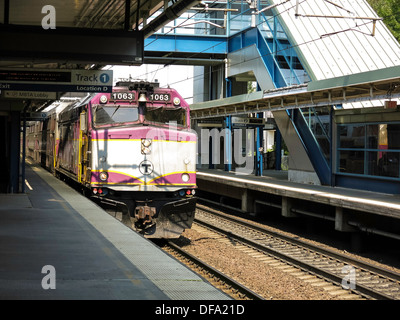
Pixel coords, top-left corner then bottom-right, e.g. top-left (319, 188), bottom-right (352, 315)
top-left (125, 0), bottom-right (132, 30)
top-left (0, 25), bottom-right (144, 65)
top-left (191, 66), bottom-right (400, 119)
top-left (141, 0), bottom-right (200, 37)
top-left (4, 0), bottom-right (9, 25)
top-left (143, 56), bottom-right (225, 66)
top-left (145, 34), bottom-right (227, 54)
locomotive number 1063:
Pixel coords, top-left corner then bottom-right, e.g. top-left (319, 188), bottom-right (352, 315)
top-left (110, 92), bottom-right (134, 100)
top-left (110, 92), bottom-right (170, 102)
top-left (149, 93), bottom-right (170, 101)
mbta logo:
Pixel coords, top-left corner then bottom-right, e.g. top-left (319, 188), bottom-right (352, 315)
top-left (139, 160), bottom-right (154, 175)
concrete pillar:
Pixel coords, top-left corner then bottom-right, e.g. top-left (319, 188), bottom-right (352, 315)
top-left (9, 111), bottom-right (20, 193)
top-left (241, 189), bottom-right (254, 213)
top-left (281, 196), bottom-right (296, 217)
top-left (335, 207), bottom-right (356, 232)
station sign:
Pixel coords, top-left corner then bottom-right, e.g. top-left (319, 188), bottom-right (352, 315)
top-left (232, 117), bottom-right (265, 127)
top-left (0, 69), bottom-right (113, 93)
top-left (197, 119), bottom-right (223, 128)
top-left (2, 91), bottom-right (57, 100)
top-left (23, 112), bottom-right (48, 121)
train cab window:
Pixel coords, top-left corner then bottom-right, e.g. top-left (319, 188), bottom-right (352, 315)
top-left (145, 107), bottom-right (186, 127)
top-left (93, 105), bottom-right (139, 127)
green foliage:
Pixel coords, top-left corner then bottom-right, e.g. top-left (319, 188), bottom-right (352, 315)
top-left (368, 0), bottom-right (400, 41)
top-left (247, 81), bottom-right (257, 94)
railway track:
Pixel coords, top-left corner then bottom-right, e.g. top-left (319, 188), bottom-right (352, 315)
top-left (195, 202), bottom-right (400, 300)
top-left (162, 241), bottom-right (265, 300)
top-left (100, 201), bottom-right (265, 300)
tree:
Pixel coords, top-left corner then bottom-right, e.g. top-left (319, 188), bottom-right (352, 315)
top-left (368, 0), bottom-right (400, 41)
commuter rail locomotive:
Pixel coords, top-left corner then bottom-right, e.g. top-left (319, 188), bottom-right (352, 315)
top-left (26, 81), bottom-right (197, 238)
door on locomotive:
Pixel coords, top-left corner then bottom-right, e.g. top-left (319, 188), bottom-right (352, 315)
top-left (78, 110), bottom-right (90, 186)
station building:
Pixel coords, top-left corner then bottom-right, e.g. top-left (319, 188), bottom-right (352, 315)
top-left (135, 0), bottom-right (400, 243)
top-left (170, 0), bottom-right (400, 195)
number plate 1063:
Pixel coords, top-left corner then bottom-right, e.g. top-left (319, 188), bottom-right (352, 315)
top-left (110, 92), bottom-right (134, 100)
top-left (110, 92), bottom-right (170, 102)
top-left (149, 93), bottom-right (170, 101)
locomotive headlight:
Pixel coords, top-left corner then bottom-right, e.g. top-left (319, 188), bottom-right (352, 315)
top-left (181, 173), bottom-right (190, 182)
top-left (173, 97), bottom-right (181, 106)
top-left (141, 138), bottom-right (152, 154)
top-left (100, 95), bottom-right (108, 104)
top-left (142, 146), bottom-right (151, 154)
top-left (99, 171), bottom-right (108, 181)
top-left (142, 138), bottom-right (152, 147)
top-left (184, 158), bottom-right (190, 165)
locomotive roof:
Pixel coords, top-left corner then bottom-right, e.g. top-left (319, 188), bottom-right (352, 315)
top-left (56, 93), bottom-right (95, 122)
top-left (59, 93), bottom-right (95, 113)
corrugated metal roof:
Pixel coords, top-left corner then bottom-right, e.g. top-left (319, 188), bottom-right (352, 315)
top-left (272, 0), bottom-right (400, 80)
top-left (270, 0), bottom-right (400, 107)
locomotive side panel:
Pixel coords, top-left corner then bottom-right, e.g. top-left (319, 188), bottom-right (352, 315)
top-left (56, 104), bottom-right (88, 181)
top-left (46, 114), bottom-right (56, 173)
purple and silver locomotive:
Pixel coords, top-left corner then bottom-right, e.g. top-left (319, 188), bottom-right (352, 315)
top-left (28, 81), bottom-right (197, 238)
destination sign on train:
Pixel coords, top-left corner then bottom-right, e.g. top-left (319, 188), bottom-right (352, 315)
top-left (0, 69), bottom-right (113, 93)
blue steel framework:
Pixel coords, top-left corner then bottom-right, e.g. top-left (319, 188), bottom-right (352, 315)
top-left (229, 1), bottom-right (319, 178)
top-left (145, 0), bottom-right (308, 87)
top-left (144, 0), bottom-right (313, 177)
top-left (143, 1), bottom-right (400, 193)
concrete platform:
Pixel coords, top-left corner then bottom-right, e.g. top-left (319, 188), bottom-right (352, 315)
top-left (198, 169), bottom-right (400, 219)
top-left (0, 164), bottom-right (230, 300)
top-left (197, 169), bottom-right (400, 241)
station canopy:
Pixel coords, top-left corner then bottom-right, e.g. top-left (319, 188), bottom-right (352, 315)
top-left (0, 0), bottom-right (199, 69)
top-left (0, 0), bottom-right (199, 111)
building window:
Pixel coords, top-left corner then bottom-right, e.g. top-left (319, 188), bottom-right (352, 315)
top-left (337, 123), bottom-right (400, 179)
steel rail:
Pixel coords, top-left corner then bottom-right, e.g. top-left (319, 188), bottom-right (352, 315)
top-left (195, 203), bottom-right (400, 300)
top-left (166, 241), bottom-right (265, 301)
top-left (197, 202), bottom-right (400, 283)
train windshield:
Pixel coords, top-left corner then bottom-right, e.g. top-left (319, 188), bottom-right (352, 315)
top-left (93, 105), bottom-right (139, 127)
top-left (145, 107), bottom-right (186, 127)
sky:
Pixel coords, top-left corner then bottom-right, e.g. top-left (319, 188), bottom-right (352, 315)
top-left (110, 65), bottom-right (194, 104)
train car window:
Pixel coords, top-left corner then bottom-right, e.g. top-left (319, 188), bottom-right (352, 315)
top-left (145, 107), bottom-right (186, 127)
top-left (93, 105), bottom-right (139, 127)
